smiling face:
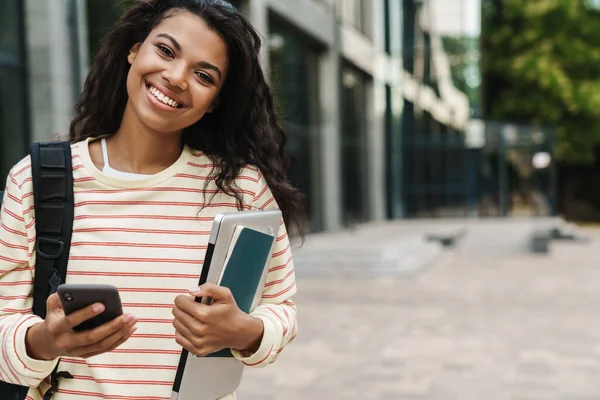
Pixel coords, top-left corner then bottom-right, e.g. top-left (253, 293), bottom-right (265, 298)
top-left (125, 11), bottom-right (229, 135)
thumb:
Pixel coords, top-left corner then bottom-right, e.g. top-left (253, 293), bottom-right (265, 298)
top-left (45, 293), bottom-right (65, 314)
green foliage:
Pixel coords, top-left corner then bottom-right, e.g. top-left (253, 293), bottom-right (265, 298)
top-left (441, 36), bottom-right (481, 116)
top-left (482, 0), bottom-right (600, 163)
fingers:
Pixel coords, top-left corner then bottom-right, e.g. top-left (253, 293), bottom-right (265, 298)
top-left (175, 330), bottom-right (198, 355)
top-left (173, 318), bottom-right (197, 345)
top-left (175, 327), bottom-right (217, 357)
top-left (78, 325), bottom-right (137, 359)
top-left (174, 295), bottom-right (209, 321)
top-left (54, 313), bottom-right (137, 356)
top-left (62, 302), bottom-right (106, 331)
top-left (172, 307), bottom-right (207, 351)
top-left (188, 283), bottom-right (233, 303)
top-left (172, 306), bottom-right (203, 331)
top-left (75, 314), bottom-right (137, 348)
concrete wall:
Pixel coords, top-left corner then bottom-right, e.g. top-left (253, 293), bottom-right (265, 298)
top-left (24, 0), bottom-right (82, 142)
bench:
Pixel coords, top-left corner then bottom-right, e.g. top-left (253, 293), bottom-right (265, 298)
top-left (530, 228), bottom-right (552, 253)
top-left (425, 228), bottom-right (466, 248)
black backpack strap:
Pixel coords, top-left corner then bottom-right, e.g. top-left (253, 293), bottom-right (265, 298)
top-left (0, 143), bottom-right (74, 399)
top-left (30, 142), bottom-right (75, 400)
top-left (30, 142), bottom-right (74, 318)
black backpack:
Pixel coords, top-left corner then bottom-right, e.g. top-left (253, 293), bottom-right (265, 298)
top-left (0, 142), bottom-right (74, 400)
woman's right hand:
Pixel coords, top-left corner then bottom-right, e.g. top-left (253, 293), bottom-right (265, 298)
top-left (25, 293), bottom-right (138, 361)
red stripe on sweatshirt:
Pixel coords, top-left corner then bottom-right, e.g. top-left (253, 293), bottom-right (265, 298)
top-left (272, 244), bottom-right (291, 258)
top-left (262, 282), bottom-right (295, 299)
top-left (70, 374), bottom-right (174, 386)
top-left (67, 271), bottom-right (198, 279)
top-left (70, 241), bottom-right (206, 250)
top-left (72, 227), bottom-right (210, 235)
top-left (269, 256), bottom-right (293, 273)
top-left (13, 164), bottom-right (31, 178)
top-left (264, 269), bottom-right (295, 288)
top-left (0, 239), bottom-right (28, 251)
top-left (69, 256), bottom-right (201, 265)
top-left (259, 196), bottom-right (275, 209)
top-left (3, 207), bottom-right (24, 222)
top-left (13, 316), bottom-right (48, 374)
top-left (55, 388), bottom-right (169, 400)
top-left (253, 184), bottom-right (269, 202)
top-left (0, 255), bottom-right (27, 264)
top-left (60, 358), bottom-right (178, 370)
top-left (74, 214), bottom-right (214, 222)
top-left (1, 327), bottom-right (24, 385)
top-left (1, 223), bottom-right (27, 237)
top-left (241, 344), bottom-right (274, 367)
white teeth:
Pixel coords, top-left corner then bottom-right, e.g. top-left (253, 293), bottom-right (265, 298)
top-left (148, 85), bottom-right (180, 108)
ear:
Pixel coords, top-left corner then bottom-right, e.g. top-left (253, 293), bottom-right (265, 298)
top-left (128, 43), bottom-right (142, 65)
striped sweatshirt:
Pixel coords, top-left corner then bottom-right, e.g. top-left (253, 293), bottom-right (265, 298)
top-left (0, 138), bottom-right (297, 400)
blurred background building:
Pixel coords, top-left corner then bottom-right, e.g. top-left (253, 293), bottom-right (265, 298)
top-left (1, 0), bottom-right (567, 233)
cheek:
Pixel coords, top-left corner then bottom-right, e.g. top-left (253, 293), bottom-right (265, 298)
top-left (125, 66), bottom-right (142, 99)
top-left (187, 89), bottom-right (219, 119)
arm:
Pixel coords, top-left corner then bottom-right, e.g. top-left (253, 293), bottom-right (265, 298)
top-left (230, 171), bottom-right (298, 368)
top-left (0, 169), bottom-right (60, 387)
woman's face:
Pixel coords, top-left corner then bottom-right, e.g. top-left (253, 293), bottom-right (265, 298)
top-left (126, 11), bottom-right (229, 135)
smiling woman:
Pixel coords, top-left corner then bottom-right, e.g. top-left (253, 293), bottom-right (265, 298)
top-left (0, 1), bottom-right (303, 400)
top-left (122, 13), bottom-right (229, 135)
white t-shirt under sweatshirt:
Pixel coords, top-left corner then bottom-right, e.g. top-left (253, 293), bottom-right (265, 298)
top-left (0, 138), bottom-right (298, 400)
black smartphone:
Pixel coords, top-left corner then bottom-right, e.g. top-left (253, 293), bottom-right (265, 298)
top-left (57, 284), bottom-right (124, 331)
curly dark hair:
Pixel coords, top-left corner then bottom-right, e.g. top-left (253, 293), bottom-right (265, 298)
top-left (69, 0), bottom-right (305, 236)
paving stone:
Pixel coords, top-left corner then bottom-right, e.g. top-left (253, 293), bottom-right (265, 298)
top-left (237, 224), bottom-right (600, 399)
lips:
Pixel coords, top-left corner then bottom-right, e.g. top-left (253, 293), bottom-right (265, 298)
top-left (145, 82), bottom-right (184, 109)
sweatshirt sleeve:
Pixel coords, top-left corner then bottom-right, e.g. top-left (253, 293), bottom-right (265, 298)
top-left (0, 167), bottom-right (59, 387)
top-left (230, 170), bottom-right (298, 368)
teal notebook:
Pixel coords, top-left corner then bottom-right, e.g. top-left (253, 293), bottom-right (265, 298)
top-left (206, 226), bottom-right (275, 358)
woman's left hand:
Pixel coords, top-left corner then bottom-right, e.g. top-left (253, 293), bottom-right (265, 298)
top-left (172, 283), bottom-right (264, 357)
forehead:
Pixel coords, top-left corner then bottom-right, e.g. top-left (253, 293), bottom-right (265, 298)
top-left (150, 12), bottom-right (229, 69)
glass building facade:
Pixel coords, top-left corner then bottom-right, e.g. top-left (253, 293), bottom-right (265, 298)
top-left (1, 0), bottom-right (476, 231)
top-left (268, 17), bottom-right (322, 232)
top-left (340, 63), bottom-right (370, 225)
top-left (0, 0), bottom-right (28, 180)
top-left (400, 0), bottom-right (471, 217)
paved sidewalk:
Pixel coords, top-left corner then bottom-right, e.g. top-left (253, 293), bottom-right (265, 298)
top-left (237, 225), bottom-right (600, 400)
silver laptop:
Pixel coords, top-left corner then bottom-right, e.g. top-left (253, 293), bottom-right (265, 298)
top-left (171, 210), bottom-right (282, 400)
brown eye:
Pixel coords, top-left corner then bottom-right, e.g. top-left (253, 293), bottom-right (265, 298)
top-left (157, 44), bottom-right (174, 58)
top-left (195, 71), bottom-right (214, 84)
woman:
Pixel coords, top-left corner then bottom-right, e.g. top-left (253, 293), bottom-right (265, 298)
top-left (0, 0), bottom-right (302, 399)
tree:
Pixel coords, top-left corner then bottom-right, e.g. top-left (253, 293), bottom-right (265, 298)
top-left (482, 0), bottom-right (600, 163)
top-left (441, 36), bottom-right (481, 117)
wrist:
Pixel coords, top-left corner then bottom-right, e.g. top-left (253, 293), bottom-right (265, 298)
top-left (25, 322), bottom-right (56, 361)
top-left (235, 314), bottom-right (264, 354)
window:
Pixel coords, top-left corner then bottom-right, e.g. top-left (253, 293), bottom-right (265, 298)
top-left (0, 0), bottom-right (28, 180)
top-left (340, 63), bottom-right (370, 225)
top-left (337, 0), bottom-right (369, 35)
top-left (402, 105), bottom-right (469, 217)
top-left (269, 18), bottom-right (321, 232)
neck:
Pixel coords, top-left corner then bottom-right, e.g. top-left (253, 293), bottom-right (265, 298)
top-left (108, 102), bottom-right (184, 174)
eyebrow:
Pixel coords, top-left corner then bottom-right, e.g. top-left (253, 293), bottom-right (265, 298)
top-left (157, 33), bottom-right (223, 80)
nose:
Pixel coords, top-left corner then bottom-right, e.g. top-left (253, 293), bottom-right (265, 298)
top-left (161, 61), bottom-right (188, 91)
